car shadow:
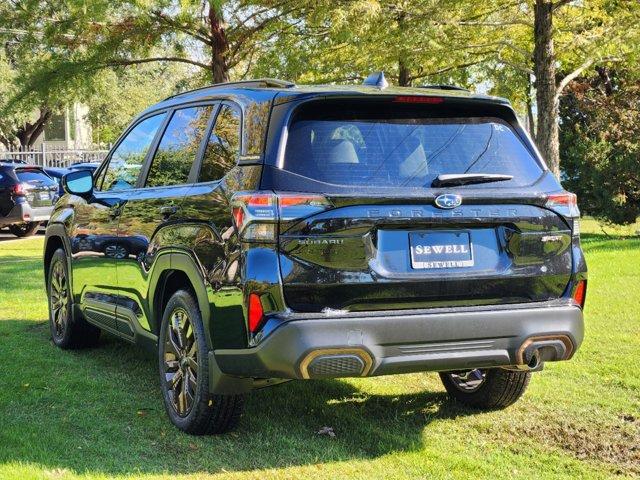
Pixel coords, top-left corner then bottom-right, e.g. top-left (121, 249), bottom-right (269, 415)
top-left (1, 319), bottom-right (479, 476)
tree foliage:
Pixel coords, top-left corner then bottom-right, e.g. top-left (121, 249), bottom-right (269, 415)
top-left (560, 68), bottom-right (640, 225)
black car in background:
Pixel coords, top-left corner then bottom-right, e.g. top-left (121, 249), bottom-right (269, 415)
top-left (44, 75), bottom-right (587, 434)
top-left (1, 162), bottom-right (58, 237)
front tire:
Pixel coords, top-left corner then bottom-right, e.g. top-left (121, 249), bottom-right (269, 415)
top-left (9, 222), bottom-right (40, 237)
top-left (47, 248), bottom-right (100, 349)
top-left (158, 289), bottom-right (244, 435)
top-left (439, 368), bottom-right (531, 409)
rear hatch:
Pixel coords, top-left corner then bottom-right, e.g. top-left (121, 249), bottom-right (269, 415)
top-left (264, 98), bottom-right (574, 312)
top-left (15, 168), bottom-right (58, 207)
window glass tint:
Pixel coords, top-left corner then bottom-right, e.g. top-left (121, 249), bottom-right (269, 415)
top-left (146, 106), bottom-right (213, 187)
top-left (101, 113), bottom-right (165, 191)
top-left (199, 104), bottom-right (241, 182)
top-left (16, 169), bottom-right (56, 186)
top-left (283, 112), bottom-right (542, 188)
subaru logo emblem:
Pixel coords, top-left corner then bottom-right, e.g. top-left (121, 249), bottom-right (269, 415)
top-left (435, 194), bottom-right (462, 209)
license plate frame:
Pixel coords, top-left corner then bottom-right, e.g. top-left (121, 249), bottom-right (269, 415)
top-left (409, 231), bottom-right (474, 269)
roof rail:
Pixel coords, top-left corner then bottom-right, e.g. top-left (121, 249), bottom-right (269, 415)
top-left (418, 84), bottom-right (470, 92)
top-left (163, 78), bottom-right (296, 101)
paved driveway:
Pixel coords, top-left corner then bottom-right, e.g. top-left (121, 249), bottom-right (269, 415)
top-left (0, 227), bottom-right (45, 243)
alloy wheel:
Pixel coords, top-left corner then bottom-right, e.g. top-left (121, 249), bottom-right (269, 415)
top-left (49, 260), bottom-right (69, 338)
top-left (447, 369), bottom-right (486, 392)
top-left (163, 307), bottom-right (198, 417)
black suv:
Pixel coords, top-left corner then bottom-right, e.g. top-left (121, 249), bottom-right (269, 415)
top-left (1, 161), bottom-right (58, 237)
top-left (44, 75), bottom-right (587, 434)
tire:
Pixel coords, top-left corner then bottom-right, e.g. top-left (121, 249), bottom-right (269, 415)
top-left (158, 289), bottom-right (244, 435)
top-left (47, 248), bottom-right (100, 349)
top-left (439, 368), bottom-right (531, 409)
top-left (9, 222), bottom-right (40, 237)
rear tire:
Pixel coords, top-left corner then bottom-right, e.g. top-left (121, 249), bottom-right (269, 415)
top-left (9, 222), bottom-right (40, 237)
top-left (158, 289), bottom-right (244, 434)
top-left (47, 248), bottom-right (101, 349)
top-left (439, 368), bottom-right (531, 409)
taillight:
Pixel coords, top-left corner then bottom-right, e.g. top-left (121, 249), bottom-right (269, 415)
top-left (546, 191), bottom-right (580, 236)
top-left (572, 280), bottom-right (587, 308)
top-left (231, 191), bottom-right (332, 241)
top-left (247, 293), bottom-right (264, 333)
top-left (12, 183), bottom-right (26, 197)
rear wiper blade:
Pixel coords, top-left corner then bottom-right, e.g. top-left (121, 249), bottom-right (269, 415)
top-left (431, 173), bottom-right (513, 187)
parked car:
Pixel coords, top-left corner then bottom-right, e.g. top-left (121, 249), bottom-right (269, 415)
top-left (1, 162), bottom-right (58, 237)
top-left (44, 74), bottom-right (587, 435)
top-left (43, 167), bottom-right (70, 196)
top-left (69, 162), bottom-right (100, 174)
top-left (45, 164), bottom-right (100, 196)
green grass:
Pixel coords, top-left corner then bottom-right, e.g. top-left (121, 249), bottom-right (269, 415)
top-left (0, 221), bottom-right (638, 480)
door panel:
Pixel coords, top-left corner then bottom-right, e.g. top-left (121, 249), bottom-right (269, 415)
top-left (115, 185), bottom-right (191, 333)
top-left (70, 192), bottom-right (124, 303)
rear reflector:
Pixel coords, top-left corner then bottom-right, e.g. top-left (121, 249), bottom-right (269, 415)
top-left (572, 280), bottom-right (587, 308)
top-left (248, 293), bottom-right (264, 333)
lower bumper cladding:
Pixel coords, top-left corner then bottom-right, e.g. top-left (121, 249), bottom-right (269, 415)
top-left (214, 302), bottom-right (584, 381)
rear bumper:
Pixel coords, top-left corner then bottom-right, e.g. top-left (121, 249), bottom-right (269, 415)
top-left (0, 203), bottom-right (52, 225)
top-left (214, 301), bottom-right (584, 380)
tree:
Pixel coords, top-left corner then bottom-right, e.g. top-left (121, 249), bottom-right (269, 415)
top-left (476, 0), bottom-right (640, 177)
top-left (253, 0), bottom-right (495, 87)
top-left (2, 0), bottom-right (310, 91)
top-left (560, 68), bottom-right (640, 224)
top-left (0, 43), bottom-right (54, 149)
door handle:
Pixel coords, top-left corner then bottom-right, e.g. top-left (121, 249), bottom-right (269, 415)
top-left (159, 205), bottom-right (179, 217)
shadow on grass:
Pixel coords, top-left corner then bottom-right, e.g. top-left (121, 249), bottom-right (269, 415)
top-left (0, 319), bottom-right (478, 476)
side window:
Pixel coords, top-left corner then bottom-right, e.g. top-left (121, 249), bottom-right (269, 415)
top-left (100, 114), bottom-right (166, 191)
top-left (145, 106), bottom-right (214, 188)
top-left (199, 104), bottom-right (241, 182)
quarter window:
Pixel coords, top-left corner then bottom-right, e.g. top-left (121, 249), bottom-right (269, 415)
top-left (100, 113), bottom-right (166, 191)
top-left (146, 106), bottom-right (214, 188)
top-left (199, 104), bottom-right (241, 182)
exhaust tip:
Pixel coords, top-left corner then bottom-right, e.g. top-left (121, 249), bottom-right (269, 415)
top-left (517, 335), bottom-right (574, 367)
top-left (300, 348), bottom-right (373, 379)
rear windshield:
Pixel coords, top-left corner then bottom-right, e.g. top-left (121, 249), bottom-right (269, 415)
top-left (282, 107), bottom-right (543, 188)
top-left (16, 169), bottom-right (56, 185)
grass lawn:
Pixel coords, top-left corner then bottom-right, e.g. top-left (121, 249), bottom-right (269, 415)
top-left (0, 221), bottom-right (638, 480)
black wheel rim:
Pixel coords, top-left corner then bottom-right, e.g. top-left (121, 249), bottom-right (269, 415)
top-left (14, 223), bottom-right (32, 234)
top-left (448, 369), bottom-right (486, 392)
top-left (49, 260), bottom-right (69, 338)
top-left (163, 307), bottom-right (198, 417)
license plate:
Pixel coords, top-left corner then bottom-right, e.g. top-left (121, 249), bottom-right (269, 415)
top-left (409, 231), bottom-right (473, 269)
top-left (39, 191), bottom-right (50, 200)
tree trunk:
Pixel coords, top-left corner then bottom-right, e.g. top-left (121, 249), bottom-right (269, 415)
top-left (208, 2), bottom-right (229, 84)
top-left (533, 0), bottom-right (560, 177)
top-left (396, 11), bottom-right (411, 87)
top-left (526, 74), bottom-right (536, 140)
top-left (398, 58), bottom-right (411, 87)
top-left (15, 108), bottom-right (51, 148)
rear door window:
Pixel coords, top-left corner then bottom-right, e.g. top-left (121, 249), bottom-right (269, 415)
top-left (282, 108), bottom-right (542, 188)
top-left (198, 104), bottom-right (241, 182)
top-left (145, 105), bottom-right (214, 187)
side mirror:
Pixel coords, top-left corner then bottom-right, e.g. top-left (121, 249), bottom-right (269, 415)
top-left (62, 169), bottom-right (93, 198)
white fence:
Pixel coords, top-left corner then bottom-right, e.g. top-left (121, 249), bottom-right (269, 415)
top-left (0, 146), bottom-right (109, 168)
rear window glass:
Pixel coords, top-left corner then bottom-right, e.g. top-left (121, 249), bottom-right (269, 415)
top-left (282, 108), bottom-right (542, 188)
top-left (16, 169), bottom-right (56, 185)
